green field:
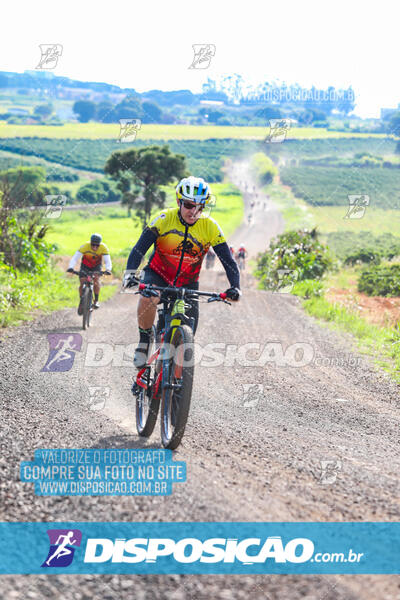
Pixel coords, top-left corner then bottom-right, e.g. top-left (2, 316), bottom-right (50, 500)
top-left (47, 182), bottom-right (244, 257)
top-left (280, 165), bottom-right (400, 209)
top-left (307, 206), bottom-right (400, 235)
top-left (0, 122), bottom-right (389, 140)
top-left (266, 178), bottom-right (400, 237)
top-left (1, 136), bottom-right (395, 189)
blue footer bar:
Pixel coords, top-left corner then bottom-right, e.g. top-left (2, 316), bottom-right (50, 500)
top-left (0, 522), bottom-right (398, 574)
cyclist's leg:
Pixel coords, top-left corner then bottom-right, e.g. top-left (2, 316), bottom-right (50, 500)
top-left (78, 265), bottom-right (88, 315)
top-left (134, 268), bottom-right (166, 368)
top-left (78, 264), bottom-right (87, 297)
top-left (137, 268), bottom-right (166, 328)
top-left (92, 267), bottom-right (102, 307)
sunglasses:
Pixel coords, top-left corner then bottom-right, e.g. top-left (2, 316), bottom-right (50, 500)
top-left (181, 200), bottom-right (204, 211)
top-left (91, 244), bottom-right (100, 248)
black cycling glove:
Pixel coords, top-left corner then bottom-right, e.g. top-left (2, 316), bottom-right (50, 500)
top-left (224, 287), bottom-right (241, 301)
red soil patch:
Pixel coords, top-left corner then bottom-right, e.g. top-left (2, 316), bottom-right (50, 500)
top-left (326, 288), bottom-right (400, 328)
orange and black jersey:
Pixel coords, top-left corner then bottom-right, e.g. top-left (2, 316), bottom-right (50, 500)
top-left (68, 241), bottom-right (112, 272)
top-left (127, 208), bottom-right (240, 288)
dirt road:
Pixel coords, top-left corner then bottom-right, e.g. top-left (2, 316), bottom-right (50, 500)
top-left (0, 169), bottom-right (399, 598)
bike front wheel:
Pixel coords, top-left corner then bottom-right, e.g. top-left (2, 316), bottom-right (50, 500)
top-left (82, 287), bottom-right (91, 330)
top-left (161, 324), bottom-right (194, 450)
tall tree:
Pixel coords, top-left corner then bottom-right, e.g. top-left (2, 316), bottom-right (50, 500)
top-left (0, 167), bottom-right (48, 269)
top-left (104, 145), bottom-right (186, 226)
top-left (34, 103), bottom-right (53, 120)
top-left (142, 101), bottom-right (163, 123)
top-left (96, 101), bottom-right (117, 123)
top-left (73, 100), bottom-right (96, 123)
top-left (115, 96), bottom-right (144, 120)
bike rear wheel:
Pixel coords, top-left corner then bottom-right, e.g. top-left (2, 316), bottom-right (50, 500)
top-left (136, 326), bottom-right (161, 437)
top-left (82, 286), bottom-right (92, 330)
top-left (161, 324), bottom-right (194, 450)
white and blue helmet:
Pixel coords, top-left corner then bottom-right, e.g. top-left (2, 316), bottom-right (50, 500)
top-left (176, 176), bottom-right (211, 205)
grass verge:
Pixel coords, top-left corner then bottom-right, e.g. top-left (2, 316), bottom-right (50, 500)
top-left (299, 292), bottom-right (400, 383)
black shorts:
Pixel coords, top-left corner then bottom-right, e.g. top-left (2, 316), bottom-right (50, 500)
top-left (141, 267), bottom-right (199, 334)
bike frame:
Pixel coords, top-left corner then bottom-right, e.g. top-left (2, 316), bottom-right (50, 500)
top-left (134, 284), bottom-right (229, 397)
top-left (82, 274), bottom-right (94, 296)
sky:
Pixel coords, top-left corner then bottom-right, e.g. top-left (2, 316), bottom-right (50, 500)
top-left (1, 0), bottom-right (399, 118)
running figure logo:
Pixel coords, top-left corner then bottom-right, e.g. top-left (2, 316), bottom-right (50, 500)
top-left (36, 44), bottom-right (63, 70)
top-left (44, 194), bottom-right (67, 219)
top-left (188, 44), bottom-right (216, 69)
top-left (344, 195), bottom-right (370, 219)
top-left (41, 529), bottom-right (82, 568)
top-left (117, 119), bottom-right (142, 143)
top-left (41, 333), bottom-right (82, 373)
top-left (265, 119), bottom-right (291, 143)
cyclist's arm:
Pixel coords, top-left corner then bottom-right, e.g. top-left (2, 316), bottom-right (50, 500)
top-left (213, 242), bottom-right (240, 289)
top-left (68, 251), bottom-right (83, 270)
top-left (103, 254), bottom-right (112, 271)
top-left (126, 228), bottom-right (157, 271)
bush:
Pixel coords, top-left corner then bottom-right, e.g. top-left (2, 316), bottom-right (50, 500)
top-left (47, 170), bottom-right (79, 182)
top-left (255, 228), bottom-right (332, 291)
top-left (5, 228), bottom-right (55, 273)
top-left (326, 231), bottom-right (400, 262)
top-left (76, 179), bottom-right (122, 204)
top-left (292, 279), bottom-right (324, 298)
top-left (344, 248), bottom-right (381, 266)
top-left (250, 152), bottom-right (278, 186)
top-left (358, 265), bottom-right (400, 297)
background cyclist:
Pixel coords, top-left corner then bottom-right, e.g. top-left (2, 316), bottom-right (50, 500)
top-left (67, 233), bottom-right (112, 313)
top-left (236, 243), bottom-right (248, 269)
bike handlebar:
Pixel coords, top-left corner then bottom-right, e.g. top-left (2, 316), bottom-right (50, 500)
top-left (137, 282), bottom-right (230, 303)
top-left (71, 270), bottom-right (109, 277)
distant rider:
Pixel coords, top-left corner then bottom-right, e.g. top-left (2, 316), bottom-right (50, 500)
top-left (67, 233), bottom-right (112, 312)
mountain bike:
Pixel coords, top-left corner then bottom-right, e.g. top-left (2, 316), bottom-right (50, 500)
top-left (132, 282), bottom-right (231, 449)
top-left (236, 255), bottom-right (246, 271)
top-left (72, 270), bottom-right (107, 330)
